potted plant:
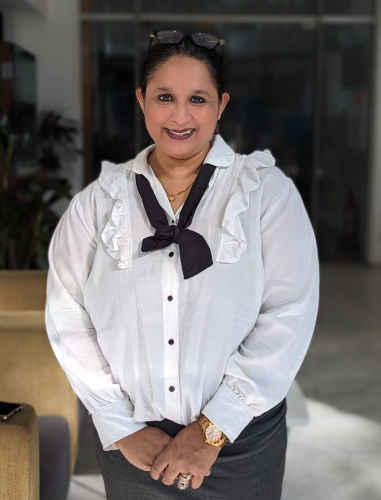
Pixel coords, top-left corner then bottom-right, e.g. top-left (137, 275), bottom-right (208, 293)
top-left (0, 109), bottom-right (82, 270)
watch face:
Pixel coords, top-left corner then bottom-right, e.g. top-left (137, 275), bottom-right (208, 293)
top-left (205, 425), bottom-right (222, 442)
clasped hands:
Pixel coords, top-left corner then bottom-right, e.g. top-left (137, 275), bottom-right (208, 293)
top-left (114, 421), bottom-right (221, 489)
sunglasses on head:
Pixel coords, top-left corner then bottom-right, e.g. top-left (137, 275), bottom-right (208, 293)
top-left (148, 30), bottom-right (225, 51)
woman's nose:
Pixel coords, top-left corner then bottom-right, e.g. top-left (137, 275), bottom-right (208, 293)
top-left (170, 103), bottom-right (192, 123)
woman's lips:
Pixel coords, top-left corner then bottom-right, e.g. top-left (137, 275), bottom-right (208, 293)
top-left (164, 128), bottom-right (196, 141)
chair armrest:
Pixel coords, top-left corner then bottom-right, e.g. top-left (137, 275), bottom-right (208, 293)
top-left (0, 311), bottom-right (79, 475)
top-left (0, 403), bottom-right (39, 500)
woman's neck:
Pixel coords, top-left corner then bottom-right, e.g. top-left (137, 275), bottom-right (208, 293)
top-left (148, 141), bottom-right (212, 187)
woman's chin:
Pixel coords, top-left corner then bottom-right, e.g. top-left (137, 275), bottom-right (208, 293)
top-left (157, 136), bottom-right (195, 152)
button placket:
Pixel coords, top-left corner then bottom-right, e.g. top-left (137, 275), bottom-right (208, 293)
top-left (162, 245), bottom-right (181, 419)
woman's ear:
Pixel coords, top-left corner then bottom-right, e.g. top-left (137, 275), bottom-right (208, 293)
top-left (136, 88), bottom-right (145, 113)
top-left (218, 92), bottom-right (230, 117)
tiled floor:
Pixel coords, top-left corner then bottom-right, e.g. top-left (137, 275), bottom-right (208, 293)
top-left (69, 263), bottom-right (381, 499)
top-left (68, 475), bottom-right (106, 500)
top-left (282, 398), bottom-right (381, 500)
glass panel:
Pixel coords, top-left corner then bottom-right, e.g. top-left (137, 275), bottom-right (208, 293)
top-left (82, 0), bottom-right (134, 12)
top-left (0, 42), bottom-right (38, 168)
top-left (139, 22), bottom-right (316, 214)
top-left (83, 22), bottom-right (135, 179)
top-left (324, 0), bottom-right (375, 16)
top-left (141, 0), bottom-right (317, 14)
top-left (318, 25), bottom-right (373, 260)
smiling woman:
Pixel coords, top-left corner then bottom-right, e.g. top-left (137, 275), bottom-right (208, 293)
top-left (46, 28), bottom-right (319, 500)
top-left (133, 37), bottom-right (230, 212)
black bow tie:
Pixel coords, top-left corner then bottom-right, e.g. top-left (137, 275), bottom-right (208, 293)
top-left (135, 162), bottom-right (217, 279)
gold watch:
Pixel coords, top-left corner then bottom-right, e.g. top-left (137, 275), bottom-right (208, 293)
top-left (197, 414), bottom-right (230, 448)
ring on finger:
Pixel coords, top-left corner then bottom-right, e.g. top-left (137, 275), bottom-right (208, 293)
top-left (177, 473), bottom-right (192, 490)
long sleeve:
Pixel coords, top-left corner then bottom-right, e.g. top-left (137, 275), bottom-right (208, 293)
top-left (45, 193), bottom-right (147, 451)
top-left (202, 176), bottom-right (320, 442)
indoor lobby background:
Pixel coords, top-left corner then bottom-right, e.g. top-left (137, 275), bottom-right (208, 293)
top-left (0, 1), bottom-right (380, 499)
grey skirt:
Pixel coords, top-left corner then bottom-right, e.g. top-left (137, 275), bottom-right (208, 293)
top-left (95, 398), bottom-right (288, 500)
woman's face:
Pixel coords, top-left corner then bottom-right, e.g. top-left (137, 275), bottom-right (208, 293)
top-left (136, 56), bottom-right (229, 159)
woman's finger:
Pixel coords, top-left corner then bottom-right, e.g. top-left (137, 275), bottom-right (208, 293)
top-left (161, 464), bottom-right (180, 486)
top-left (150, 453), bottom-right (168, 480)
top-left (190, 474), bottom-right (204, 489)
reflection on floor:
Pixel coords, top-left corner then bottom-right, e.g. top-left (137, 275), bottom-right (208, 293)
top-left (68, 475), bottom-right (105, 500)
top-left (69, 263), bottom-right (381, 499)
top-left (282, 399), bottom-right (381, 500)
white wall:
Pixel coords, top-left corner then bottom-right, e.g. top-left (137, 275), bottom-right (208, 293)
top-left (3, 0), bottom-right (83, 200)
top-left (22, 0), bottom-right (48, 15)
top-left (0, 0), bottom-right (48, 16)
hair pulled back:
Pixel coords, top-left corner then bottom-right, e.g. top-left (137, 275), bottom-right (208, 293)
top-left (139, 35), bottom-right (225, 103)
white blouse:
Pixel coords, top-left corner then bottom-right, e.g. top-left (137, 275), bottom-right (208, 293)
top-left (45, 133), bottom-right (320, 451)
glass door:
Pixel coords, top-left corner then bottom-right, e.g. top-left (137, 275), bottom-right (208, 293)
top-left (81, 1), bottom-right (376, 262)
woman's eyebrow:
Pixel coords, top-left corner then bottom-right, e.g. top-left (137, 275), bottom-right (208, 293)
top-left (153, 87), bottom-right (211, 97)
top-left (193, 89), bottom-right (211, 97)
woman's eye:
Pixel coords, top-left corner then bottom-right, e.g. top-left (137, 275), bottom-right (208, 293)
top-left (157, 94), bottom-right (173, 102)
top-left (190, 96), bottom-right (206, 104)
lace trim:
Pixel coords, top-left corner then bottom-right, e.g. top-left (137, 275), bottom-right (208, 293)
top-left (215, 149), bottom-right (275, 264)
top-left (98, 161), bottom-right (132, 269)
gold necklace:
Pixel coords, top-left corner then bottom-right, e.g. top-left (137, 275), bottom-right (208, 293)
top-left (148, 149), bottom-right (195, 202)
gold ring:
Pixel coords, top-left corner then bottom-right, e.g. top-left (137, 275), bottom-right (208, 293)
top-left (177, 473), bottom-right (192, 490)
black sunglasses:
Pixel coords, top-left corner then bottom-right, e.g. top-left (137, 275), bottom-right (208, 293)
top-left (148, 30), bottom-right (225, 51)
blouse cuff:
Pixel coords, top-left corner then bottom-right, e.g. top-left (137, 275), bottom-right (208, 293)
top-left (201, 382), bottom-right (254, 443)
top-left (91, 398), bottom-right (148, 451)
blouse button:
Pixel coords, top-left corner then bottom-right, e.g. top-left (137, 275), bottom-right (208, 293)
top-left (169, 386), bottom-right (175, 392)
top-left (167, 295), bottom-right (173, 301)
top-left (169, 252), bottom-right (174, 257)
top-left (168, 339), bottom-right (174, 345)
top-left (172, 220), bottom-right (175, 223)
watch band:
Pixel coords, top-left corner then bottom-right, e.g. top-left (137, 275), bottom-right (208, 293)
top-left (198, 414), bottom-right (230, 447)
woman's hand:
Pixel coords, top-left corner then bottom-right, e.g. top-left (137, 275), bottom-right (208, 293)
top-left (150, 421), bottom-right (220, 489)
top-left (114, 427), bottom-right (173, 471)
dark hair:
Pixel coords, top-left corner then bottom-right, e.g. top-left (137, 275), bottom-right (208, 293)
top-left (139, 35), bottom-right (225, 103)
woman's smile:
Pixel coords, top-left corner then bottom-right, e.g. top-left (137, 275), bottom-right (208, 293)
top-left (164, 127), bottom-right (196, 140)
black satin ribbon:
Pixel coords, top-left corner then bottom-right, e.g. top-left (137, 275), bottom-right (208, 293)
top-left (135, 162), bottom-right (217, 279)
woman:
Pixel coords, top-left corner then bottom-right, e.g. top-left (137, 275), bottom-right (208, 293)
top-left (45, 30), bottom-right (319, 499)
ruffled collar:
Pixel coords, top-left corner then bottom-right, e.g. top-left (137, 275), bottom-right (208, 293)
top-left (98, 136), bottom-right (276, 269)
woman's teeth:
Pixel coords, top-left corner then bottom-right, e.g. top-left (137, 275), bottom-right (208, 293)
top-left (166, 129), bottom-right (194, 136)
